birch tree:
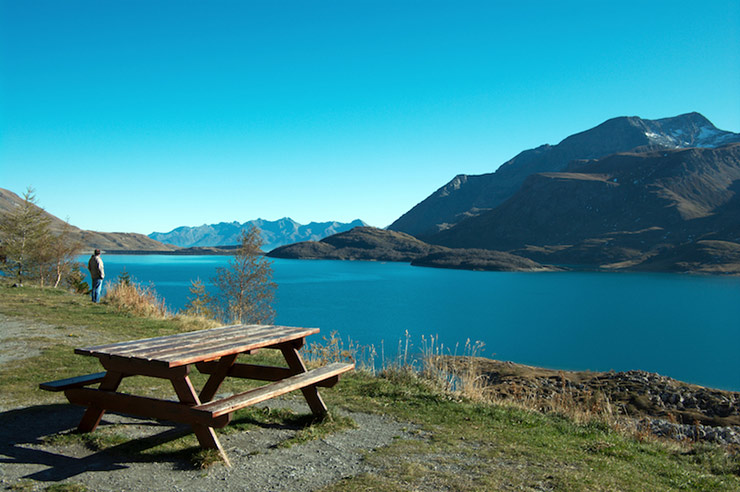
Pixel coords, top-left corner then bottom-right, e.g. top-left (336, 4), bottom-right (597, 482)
top-left (44, 222), bottom-right (83, 288)
top-left (211, 227), bottom-right (276, 324)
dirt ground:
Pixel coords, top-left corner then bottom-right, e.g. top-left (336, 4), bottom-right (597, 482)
top-left (0, 400), bottom-right (416, 492)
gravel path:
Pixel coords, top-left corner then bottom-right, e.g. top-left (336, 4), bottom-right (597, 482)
top-left (0, 314), bottom-right (418, 491)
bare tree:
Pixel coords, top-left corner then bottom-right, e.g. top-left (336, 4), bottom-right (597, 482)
top-left (45, 221), bottom-right (83, 288)
top-left (212, 227), bottom-right (276, 324)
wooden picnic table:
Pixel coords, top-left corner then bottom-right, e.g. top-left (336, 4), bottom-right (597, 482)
top-left (39, 324), bottom-right (354, 466)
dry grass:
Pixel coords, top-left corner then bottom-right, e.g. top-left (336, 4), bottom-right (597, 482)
top-left (103, 279), bottom-right (218, 332)
top-left (304, 331), bottom-right (636, 439)
top-left (104, 279), bottom-right (170, 318)
top-left (482, 371), bottom-right (622, 429)
top-left (418, 334), bottom-right (487, 400)
top-left (171, 313), bottom-right (220, 331)
top-left (304, 330), bottom-right (490, 401)
top-left (303, 330), bottom-right (377, 370)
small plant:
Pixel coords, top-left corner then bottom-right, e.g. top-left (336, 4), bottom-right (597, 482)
top-left (279, 411), bottom-right (358, 448)
top-left (7, 480), bottom-right (35, 491)
top-left (192, 448), bottom-right (223, 469)
top-left (44, 483), bottom-right (89, 492)
top-left (65, 263), bottom-right (89, 294)
top-left (44, 429), bottom-right (128, 451)
top-left (117, 268), bottom-right (132, 286)
top-left (182, 278), bottom-right (215, 319)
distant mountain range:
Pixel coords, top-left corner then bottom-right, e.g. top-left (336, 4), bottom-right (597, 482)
top-left (149, 218), bottom-right (367, 251)
top-left (276, 113), bottom-right (740, 273)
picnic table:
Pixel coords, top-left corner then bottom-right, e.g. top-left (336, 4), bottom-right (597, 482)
top-left (39, 324), bottom-right (354, 466)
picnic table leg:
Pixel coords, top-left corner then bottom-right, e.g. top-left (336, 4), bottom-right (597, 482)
top-left (76, 370), bottom-right (124, 433)
top-left (198, 353), bottom-right (238, 403)
top-left (280, 344), bottom-right (328, 416)
top-left (171, 375), bottom-right (231, 467)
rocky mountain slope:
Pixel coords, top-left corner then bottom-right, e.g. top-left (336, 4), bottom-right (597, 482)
top-left (0, 188), bottom-right (175, 252)
top-left (389, 113), bottom-right (740, 238)
top-left (149, 218), bottom-right (367, 251)
top-left (430, 144), bottom-right (740, 270)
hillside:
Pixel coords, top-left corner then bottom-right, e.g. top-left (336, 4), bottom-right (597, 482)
top-left (0, 188), bottom-right (176, 252)
top-left (268, 226), bottom-right (555, 271)
top-left (389, 113), bottom-right (740, 238)
top-left (430, 144), bottom-right (740, 271)
top-left (410, 248), bottom-right (558, 272)
top-left (149, 218), bottom-right (367, 251)
top-left (268, 226), bottom-right (446, 262)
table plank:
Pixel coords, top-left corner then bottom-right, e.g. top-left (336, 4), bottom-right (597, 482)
top-left (77, 324), bottom-right (246, 354)
top-left (76, 325), bottom-right (319, 367)
top-left (195, 362), bottom-right (355, 417)
top-left (96, 324), bottom-right (269, 357)
top-left (120, 325), bottom-right (289, 360)
top-left (139, 329), bottom-right (310, 366)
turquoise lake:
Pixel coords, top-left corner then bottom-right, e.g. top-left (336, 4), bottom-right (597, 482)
top-left (92, 255), bottom-right (740, 391)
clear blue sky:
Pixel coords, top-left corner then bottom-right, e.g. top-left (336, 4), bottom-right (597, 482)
top-left (2, 0), bottom-right (739, 234)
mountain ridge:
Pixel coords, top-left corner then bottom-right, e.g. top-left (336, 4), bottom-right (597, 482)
top-left (389, 112), bottom-right (740, 238)
top-left (429, 143), bottom-right (740, 272)
top-left (149, 218), bottom-right (368, 251)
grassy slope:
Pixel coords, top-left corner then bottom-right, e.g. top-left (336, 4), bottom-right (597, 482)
top-left (1, 287), bottom-right (738, 491)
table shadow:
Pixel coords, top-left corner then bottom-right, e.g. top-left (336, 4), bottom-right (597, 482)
top-left (0, 404), bottom-right (198, 481)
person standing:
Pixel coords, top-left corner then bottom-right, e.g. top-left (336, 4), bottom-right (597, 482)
top-left (87, 249), bottom-right (105, 303)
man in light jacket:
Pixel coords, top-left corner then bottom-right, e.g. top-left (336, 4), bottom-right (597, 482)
top-left (87, 249), bottom-right (105, 303)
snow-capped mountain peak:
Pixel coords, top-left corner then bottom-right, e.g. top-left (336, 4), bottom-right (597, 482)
top-left (641, 112), bottom-right (740, 149)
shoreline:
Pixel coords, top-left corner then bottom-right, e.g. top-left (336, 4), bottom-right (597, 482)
top-left (93, 249), bottom-right (740, 276)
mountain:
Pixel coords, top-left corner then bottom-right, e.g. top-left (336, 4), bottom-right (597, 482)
top-left (0, 188), bottom-right (176, 252)
top-left (267, 226), bottom-right (557, 271)
top-left (149, 218), bottom-right (367, 251)
top-left (430, 144), bottom-right (740, 271)
top-left (268, 226), bottom-right (446, 261)
top-left (389, 113), bottom-right (740, 238)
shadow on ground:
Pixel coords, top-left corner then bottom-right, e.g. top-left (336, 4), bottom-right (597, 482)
top-left (0, 404), bottom-right (198, 482)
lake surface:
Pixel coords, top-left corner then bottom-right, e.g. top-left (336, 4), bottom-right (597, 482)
top-left (90, 255), bottom-right (740, 391)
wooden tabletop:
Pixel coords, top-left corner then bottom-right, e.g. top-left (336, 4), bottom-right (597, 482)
top-left (75, 324), bottom-right (320, 368)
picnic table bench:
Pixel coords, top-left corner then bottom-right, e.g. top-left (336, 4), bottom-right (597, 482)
top-left (39, 324), bottom-right (354, 466)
